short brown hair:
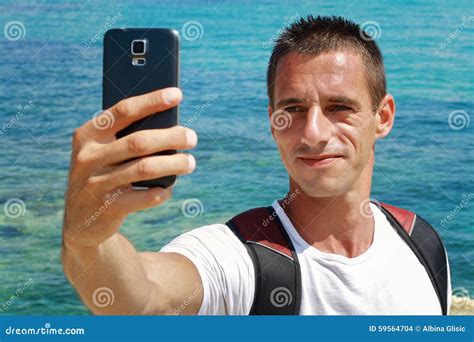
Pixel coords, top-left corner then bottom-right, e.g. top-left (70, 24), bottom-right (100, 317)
top-left (267, 15), bottom-right (386, 110)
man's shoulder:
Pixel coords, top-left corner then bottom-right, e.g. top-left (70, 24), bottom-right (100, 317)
top-left (375, 201), bottom-right (441, 235)
top-left (166, 205), bottom-right (275, 249)
top-left (159, 221), bottom-right (251, 266)
top-left (175, 222), bottom-right (237, 242)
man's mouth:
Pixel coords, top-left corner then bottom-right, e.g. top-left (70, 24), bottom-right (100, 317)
top-left (297, 154), bottom-right (342, 169)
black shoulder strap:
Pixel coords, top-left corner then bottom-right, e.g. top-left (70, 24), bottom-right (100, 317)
top-left (226, 206), bottom-right (301, 315)
top-left (379, 205), bottom-right (448, 315)
top-left (227, 203), bottom-right (448, 315)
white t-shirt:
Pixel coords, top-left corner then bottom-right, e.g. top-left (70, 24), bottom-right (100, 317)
top-left (160, 201), bottom-right (451, 315)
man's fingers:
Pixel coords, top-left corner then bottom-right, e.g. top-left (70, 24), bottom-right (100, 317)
top-left (91, 126), bottom-right (198, 165)
top-left (91, 153), bottom-right (196, 190)
top-left (114, 187), bottom-right (173, 215)
top-left (81, 87), bottom-right (182, 140)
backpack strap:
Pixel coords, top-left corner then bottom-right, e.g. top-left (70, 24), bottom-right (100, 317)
top-left (226, 202), bottom-right (448, 316)
top-left (378, 202), bottom-right (448, 315)
top-left (225, 206), bottom-right (301, 315)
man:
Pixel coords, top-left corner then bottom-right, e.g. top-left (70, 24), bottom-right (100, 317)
top-left (62, 15), bottom-right (451, 315)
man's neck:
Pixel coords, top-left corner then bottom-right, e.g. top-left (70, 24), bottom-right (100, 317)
top-left (283, 168), bottom-right (375, 259)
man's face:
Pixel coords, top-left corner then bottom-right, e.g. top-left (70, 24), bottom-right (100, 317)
top-left (270, 51), bottom-right (383, 197)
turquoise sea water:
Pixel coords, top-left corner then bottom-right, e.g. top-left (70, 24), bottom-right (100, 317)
top-left (0, 1), bottom-right (472, 314)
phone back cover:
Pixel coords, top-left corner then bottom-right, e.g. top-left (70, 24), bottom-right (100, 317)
top-left (103, 28), bottom-right (179, 138)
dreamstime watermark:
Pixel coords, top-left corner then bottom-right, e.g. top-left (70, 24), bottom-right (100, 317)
top-left (448, 110), bottom-right (470, 130)
top-left (270, 287), bottom-right (293, 308)
top-left (92, 109), bottom-right (115, 130)
top-left (359, 20), bottom-right (381, 41)
top-left (0, 101), bottom-right (34, 135)
top-left (262, 12), bottom-right (300, 49)
top-left (182, 97), bottom-right (216, 129)
top-left (354, 104), bottom-right (386, 138)
top-left (173, 284), bottom-right (203, 314)
top-left (3, 198), bottom-right (26, 218)
top-left (181, 198), bottom-right (204, 219)
top-left (5, 323), bottom-right (85, 336)
top-left (262, 189), bottom-right (300, 227)
top-left (84, 189), bottom-right (122, 227)
top-left (440, 16), bottom-right (474, 50)
top-left (163, 97), bottom-right (215, 143)
top-left (181, 21), bottom-right (203, 42)
top-left (4, 20), bottom-right (26, 41)
top-left (92, 287), bottom-right (115, 308)
top-left (451, 287), bottom-right (471, 308)
top-left (440, 193), bottom-right (473, 227)
top-left (83, 12), bottom-right (123, 51)
top-left (0, 278), bottom-right (34, 313)
top-left (270, 109), bottom-right (292, 130)
top-left (359, 197), bottom-right (381, 219)
top-left (362, 113), bottom-right (378, 130)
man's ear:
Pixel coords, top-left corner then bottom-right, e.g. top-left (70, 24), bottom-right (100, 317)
top-left (268, 104), bottom-right (275, 139)
top-left (375, 94), bottom-right (396, 141)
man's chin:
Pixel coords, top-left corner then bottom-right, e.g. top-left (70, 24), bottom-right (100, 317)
top-left (291, 179), bottom-right (335, 198)
top-left (300, 187), bottom-right (342, 198)
top-left (288, 169), bottom-right (345, 196)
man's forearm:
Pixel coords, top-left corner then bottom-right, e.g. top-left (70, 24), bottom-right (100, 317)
top-left (61, 233), bottom-right (154, 315)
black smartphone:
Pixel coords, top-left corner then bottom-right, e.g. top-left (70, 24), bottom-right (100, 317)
top-left (103, 28), bottom-right (179, 188)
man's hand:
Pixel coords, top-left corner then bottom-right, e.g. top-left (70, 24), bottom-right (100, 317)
top-left (61, 88), bottom-right (204, 315)
top-left (63, 87), bottom-right (197, 249)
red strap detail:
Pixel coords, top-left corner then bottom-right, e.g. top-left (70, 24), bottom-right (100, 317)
top-left (380, 202), bottom-right (416, 235)
top-left (230, 203), bottom-right (416, 257)
top-left (229, 207), bottom-right (293, 258)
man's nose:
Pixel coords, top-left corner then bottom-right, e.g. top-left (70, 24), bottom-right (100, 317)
top-left (301, 106), bottom-right (332, 146)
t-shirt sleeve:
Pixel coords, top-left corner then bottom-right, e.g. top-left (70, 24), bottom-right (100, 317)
top-left (159, 223), bottom-right (255, 315)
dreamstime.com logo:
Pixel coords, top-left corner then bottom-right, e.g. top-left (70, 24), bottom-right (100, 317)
top-left (262, 12), bottom-right (300, 49)
top-left (181, 198), bottom-right (204, 219)
top-left (181, 21), bottom-right (204, 42)
top-left (440, 15), bottom-right (474, 50)
top-left (3, 198), bottom-right (26, 218)
top-left (270, 287), bottom-right (293, 308)
top-left (83, 12), bottom-right (123, 51)
top-left (173, 284), bottom-right (203, 314)
top-left (359, 197), bottom-right (381, 219)
top-left (440, 193), bottom-right (473, 228)
top-left (0, 101), bottom-right (34, 136)
top-left (359, 21), bottom-right (381, 41)
top-left (92, 109), bottom-right (115, 130)
top-left (183, 97), bottom-right (216, 129)
top-left (4, 20), bottom-right (26, 41)
top-left (4, 323), bottom-right (85, 336)
top-left (448, 110), bottom-right (470, 130)
top-left (270, 109), bottom-right (293, 130)
top-left (262, 189), bottom-right (300, 227)
top-left (451, 287), bottom-right (471, 309)
top-left (0, 278), bottom-right (34, 313)
top-left (92, 287), bottom-right (115, 308)
top-left (84, 189), bottom-right (123, 227)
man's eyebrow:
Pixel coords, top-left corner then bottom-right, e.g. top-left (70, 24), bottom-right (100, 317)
top-left (327, 96), bottom-right (361, 108)
top-left (275, 97), bottom-right (306, 108)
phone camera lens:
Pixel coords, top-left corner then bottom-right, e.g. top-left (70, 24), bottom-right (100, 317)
top-left (131, 40), bottom-right (146, 55)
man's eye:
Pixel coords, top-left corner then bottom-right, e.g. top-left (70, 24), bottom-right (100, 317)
top-left (285, 106), bottom-right (306, 113)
